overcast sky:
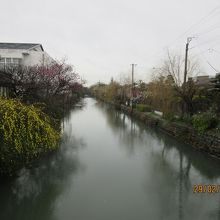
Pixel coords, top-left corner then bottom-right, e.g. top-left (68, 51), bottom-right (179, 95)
top-left (1, 0), bottom-right (220, 85)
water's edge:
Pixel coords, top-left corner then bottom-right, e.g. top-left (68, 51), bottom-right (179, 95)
top-left (104, 100), bottom-right (220, 159)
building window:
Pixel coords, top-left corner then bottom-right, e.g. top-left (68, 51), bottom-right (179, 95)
top-left (0, 58), bottom-right (5, 63)
top-left (0, 58), bottom-right (5, 69)
top-left (6, 58), bottom-right (12, 64)
top-left (13, 58), bottom-right (21, 65)
top-left (0, 57), bottom-right (22, 69)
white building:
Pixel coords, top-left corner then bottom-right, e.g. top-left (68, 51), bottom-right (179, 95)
top-left (0, 42), bottom-right (54, 69)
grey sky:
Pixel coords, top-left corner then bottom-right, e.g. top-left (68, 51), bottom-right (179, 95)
top-left (1, 0), bottom-right (220, 85)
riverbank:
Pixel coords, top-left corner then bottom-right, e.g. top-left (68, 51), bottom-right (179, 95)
top-left (1, 97), bottom-right (220, 220)
top-left (109, 102), bottom-right (220, 159)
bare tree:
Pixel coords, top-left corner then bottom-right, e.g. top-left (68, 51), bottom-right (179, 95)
top-left (155, 50), bottom-right (201, 115)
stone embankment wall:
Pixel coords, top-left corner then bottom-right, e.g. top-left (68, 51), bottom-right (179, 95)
top-left (118, 104), bottom-right (220, 159)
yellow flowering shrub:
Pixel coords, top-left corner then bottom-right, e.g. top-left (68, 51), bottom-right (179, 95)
top-left (0, 98), bottom-right (60, 175)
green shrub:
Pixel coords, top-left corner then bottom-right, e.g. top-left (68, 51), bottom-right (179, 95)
top-left (177, 115), bottom-right (192, 124)
top-left (192, 111), bottom-right (218, 133)
top-left (163, 112), bottom-right (176, 121)
top-left (0, 98), bottom-right (60, 176)
top-left (135, 104), bottom-right (152, 112)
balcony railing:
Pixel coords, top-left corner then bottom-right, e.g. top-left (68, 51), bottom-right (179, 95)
top-left (0, 63), bottom-right (21, 71)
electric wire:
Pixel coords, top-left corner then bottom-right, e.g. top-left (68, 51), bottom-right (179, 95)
top-left (195, 45), bottom-right (220, 73)
top-left (193, 23), bottom-right (220, 37)
top-left (166, 5), bottom-right (220, 46)
top-left (190, 35), bottom-right (220, 49)
top-left (147, 5), bottom-right (220, 62)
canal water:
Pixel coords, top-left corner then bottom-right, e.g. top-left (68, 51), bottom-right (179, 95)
top-left (1, 98), bottom-right (220, 220)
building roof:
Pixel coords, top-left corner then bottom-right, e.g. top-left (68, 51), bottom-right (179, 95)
top-left (0, 43), bottom-right (44, 51)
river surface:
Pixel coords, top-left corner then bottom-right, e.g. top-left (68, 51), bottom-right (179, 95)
top-left (1, 98), bottom-right (220, 220)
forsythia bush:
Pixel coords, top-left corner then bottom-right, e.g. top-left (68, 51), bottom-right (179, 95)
top-left (0, 98), bottom-right (60, 175)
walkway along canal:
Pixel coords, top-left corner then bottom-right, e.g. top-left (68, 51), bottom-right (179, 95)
top-left (0, 98), bottom-right (220, 220)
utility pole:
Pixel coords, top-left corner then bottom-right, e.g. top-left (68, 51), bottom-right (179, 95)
top-left (131, 64), bottom-right (137, 109)
top-left (183, 37), bottom-right (193, 116)
top-left (184, 37), bottom-right (193, 85)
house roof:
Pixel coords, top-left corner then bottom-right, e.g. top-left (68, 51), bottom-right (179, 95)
top-left (0, 43), bottom-right (44, 51)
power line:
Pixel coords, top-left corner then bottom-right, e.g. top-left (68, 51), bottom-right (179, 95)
top-left (167, 5), bottom-right (220, 46)
top-left (146, 5), bottom-right (220, 62)
top-left (206, 61), bottom-right (219, 72)
top-left (192, 41), bottom-right (220, 57)
top-left (193, 23), bottom-right (220, 37)
top-left (190, 34), bottom-right (220, 49)
top-left (190, 48), bottom-right (212, 59)
top-left (195, 45), bottom-right (220, 73)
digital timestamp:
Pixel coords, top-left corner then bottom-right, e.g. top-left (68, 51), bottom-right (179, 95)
top-left (193, 184), bottom-right (220, 193)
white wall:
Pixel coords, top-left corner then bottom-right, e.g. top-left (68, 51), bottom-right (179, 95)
top-left (0, 49), bottom-right (24, 59)
top-left (0, 48), bottom-right (54, 67)
top-left (22, 51), bottom-right (54, 66)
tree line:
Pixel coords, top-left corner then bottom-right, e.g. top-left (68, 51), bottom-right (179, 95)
top-left (90, 52), bottom-right (220, 133)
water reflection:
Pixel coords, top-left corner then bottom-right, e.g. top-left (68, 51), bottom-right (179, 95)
top-left (97, 101), bottom-right (220, 220)
top-left (96, 102), bottom-right (159, 156)
top-left (0, 127), bottom-right (86, 220)
top-left (1, 99), bottom-right (220, 220)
